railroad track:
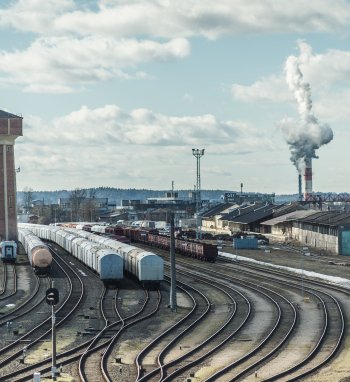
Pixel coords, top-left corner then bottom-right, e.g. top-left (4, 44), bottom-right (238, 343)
top-left (0, 261), bottom-right (6, 295)
top-left (0, 263), bottom-right (17, 300)
top-left (128, 242), bottom-right (346, 381)
top-left (1, 239), bottom-right (347, 381)
top-left (77, 283), bottom-right (151, 381)
top-left (2, 248), bottom-right (160, 382)
top-left (171, 255), bottom-right (345, 381)
top-left (0, 245), bottom-right (86, 380)
top-left (0, 274), bottom-right (49, 327)
top-left (161, 266), bottom-right (295, 382)
top-left (100, 288), bottom-right (161, 381)
top-left (217, 257), bottom-right (346, 381)
top-left (136, 275), bottom-right (212, 381)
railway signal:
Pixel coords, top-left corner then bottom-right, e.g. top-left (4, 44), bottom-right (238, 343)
top-left (46, 286), bottom-right (59, 380)
top-left (46, 288), bottom-right (59, 306)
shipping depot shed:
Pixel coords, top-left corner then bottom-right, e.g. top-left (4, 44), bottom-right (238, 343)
top-left (292, 211), bottom-right (350, 255)
top-left (261, 210), bottom-right (317, 238)
top-left (224, 203), bottom-right (280, 233)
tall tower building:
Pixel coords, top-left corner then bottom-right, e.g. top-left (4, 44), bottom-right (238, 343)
top-left (0, 110), bottom-right (22, 241)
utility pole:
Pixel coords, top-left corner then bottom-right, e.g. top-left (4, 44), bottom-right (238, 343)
top-left (169, 212), bottom-right (177, 311)
top-left (192, 148), bottom-right (205, 240)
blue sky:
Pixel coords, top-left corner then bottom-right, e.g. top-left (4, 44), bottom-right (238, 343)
top-left (0, 0), bottom-right (349, 194)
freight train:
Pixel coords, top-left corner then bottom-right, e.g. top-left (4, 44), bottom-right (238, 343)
top-left (72, 224), bottom-right (129, 243)
top-left (123, 226), bottom-right (218, 262)
top-left (72, 224), bottom-right (218, 262)
top-left (19, 224), bottom-right (123, 283)
top-left (19, 224), bottom-right (163, 285)
top-left (64, 227), bottom-right (164, 284)
top-left (18, 229), bottom-right (52, 274)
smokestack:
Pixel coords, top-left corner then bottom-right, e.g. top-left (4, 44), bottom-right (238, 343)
top-left (279, 42), bottom-right (333, 188)
top-left (298, 174), bottom-right (303, 201)
top-left (304, 158), bottom-right (312, 200)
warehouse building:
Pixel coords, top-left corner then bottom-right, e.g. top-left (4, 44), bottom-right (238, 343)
top-left (261, 210), bottom-right (317, 238)
top-left (292, 211), bottom-right (350, 255)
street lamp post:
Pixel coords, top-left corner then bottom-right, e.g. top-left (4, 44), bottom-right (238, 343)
top-left (192, 148), bottom-right (205, 240)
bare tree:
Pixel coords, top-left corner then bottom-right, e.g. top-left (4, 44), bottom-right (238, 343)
top-left (82, 198), bottom-right (98, 222)
top-left (22, 187), bottom-right (34, 213)
top-left (88, 188), bottom-right (97, 198)
top-left (69, 188), bottom-right (87, 221)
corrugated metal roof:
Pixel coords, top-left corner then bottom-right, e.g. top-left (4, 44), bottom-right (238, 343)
top-left (202, 203), bottom-right (236, 218)
top-left (261, 210), bottom-right (317, 226)
top-left (296, 211), bottom-right (350, 226)
top-left (228, 204), bottom-right (277, 224)
top-left (0, 110), bottom-right (21, 118)
top-left (219, 202), bottom-right (263, 221)
top-left (272, 202), bottom-right (307, 217)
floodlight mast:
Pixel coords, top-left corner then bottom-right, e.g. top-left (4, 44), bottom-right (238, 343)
top-left (192, 148), bottom-right (205, 240)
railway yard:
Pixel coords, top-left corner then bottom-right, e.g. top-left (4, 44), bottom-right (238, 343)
top-left (1, 229), bottom-right (350, 382)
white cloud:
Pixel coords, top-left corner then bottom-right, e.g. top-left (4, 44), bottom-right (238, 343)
top-left (1, 2), bottom-right (350, 94)
top-left (21, 104), bottom-right (261, 147)
top-left (0, 0), bottom-right (75, 33)
top-left (231, 42), bottom-right (350, 108)
top-left (231, 75), bottom-right (291, 102)
top-left (0, 36), bottom-right (190, 93)
top-left (15, 104), bottom-right (273, 189)
top-left (1, 1), bottom-right (350, 38)
top-left (315, 90), bottom-right (350, 123)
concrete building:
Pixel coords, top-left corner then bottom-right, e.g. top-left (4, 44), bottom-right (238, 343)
top-left (0, 110), bottom-right (22, 241)
top-left (261, 210), bottom-right (317, 238)
top-left (201, 203), bottom-right (237, 234)
top-left (223, 192), bottom-right (275, 204)
top-left (292, 211), bottom-right (350, 255)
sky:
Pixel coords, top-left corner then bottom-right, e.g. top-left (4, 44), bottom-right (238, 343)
top-left (0, 0), bottom-right (350, 194)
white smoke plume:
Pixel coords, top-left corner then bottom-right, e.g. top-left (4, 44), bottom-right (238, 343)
top-left (279, 42), bottom-right (333, 172)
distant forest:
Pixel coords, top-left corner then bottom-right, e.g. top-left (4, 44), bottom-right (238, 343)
top-left (17, 187), bottom-right (297, 206)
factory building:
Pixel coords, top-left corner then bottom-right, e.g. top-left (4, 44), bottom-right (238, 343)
top-left (201, 203), bottom-right (238, 234)
top-left (201, 202), bottom-right (297, 234)
top-left (223, 192), bottom-right (275, 204)
top-left (223, 203), bottom-right (279, 233)
top-left (261, 210), bottom-right (317, 238)
top-left (0, 110), bottom-right (22, 241)
top-left (292, 211), bottom-right (350, 255)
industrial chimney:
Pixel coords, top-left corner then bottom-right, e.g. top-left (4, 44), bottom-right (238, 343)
top-left (298, 174), bottom-right (303, 201)
top-left (0, 110), bottom-right (22, 241)
top-left (304, 157), bottom-right (313, 201)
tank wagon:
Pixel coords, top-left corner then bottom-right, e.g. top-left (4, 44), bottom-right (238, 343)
top-left (123, 227), bottom-right (218, 262)
top-left (0, 241), bottom-right (17, 263)
top-left (19, 224), bottom-right (123, 284)
top-left (18, 229), bottom-right (52, 274)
